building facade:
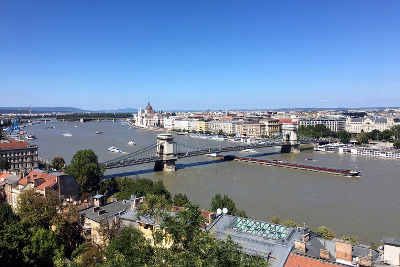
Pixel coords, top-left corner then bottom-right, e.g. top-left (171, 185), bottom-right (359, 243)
top-left (0, 140), bottom-right (38, 173)
top-left (345, 116), bottom-right (400, 134)
top-left (298, 118), bottom-right (346, 132)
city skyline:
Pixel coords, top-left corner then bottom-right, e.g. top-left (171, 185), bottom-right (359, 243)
top-left (1, 1), bottom-right (399, 111)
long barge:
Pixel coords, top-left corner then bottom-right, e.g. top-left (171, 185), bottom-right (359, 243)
top-left (210, 154), bottom-right (361, 177)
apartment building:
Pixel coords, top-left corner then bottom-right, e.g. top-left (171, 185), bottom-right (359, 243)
top-left (0, 140), bottom-right (38, 173)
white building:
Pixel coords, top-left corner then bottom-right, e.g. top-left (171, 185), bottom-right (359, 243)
top-left (298, 117), bottom-right (346, 132)
top-left (345, 116), bottom-right (400, 134)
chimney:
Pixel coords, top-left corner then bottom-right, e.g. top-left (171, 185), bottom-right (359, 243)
top-left (335, 240), bottom-right (353, 262)
top-left (320, 249), bottom-right (330, 260)
top-left (294, 240), bottom-right (306, 253)
top-left (98, 209), bottom-right (105, 215)
top-left (358, 255), bottom-right (372, 266)
top-left (302, 232), bottom-right (310, 242)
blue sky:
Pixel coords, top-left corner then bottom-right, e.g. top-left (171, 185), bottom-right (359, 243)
top-left (1, 1), bottom-right (399, 111)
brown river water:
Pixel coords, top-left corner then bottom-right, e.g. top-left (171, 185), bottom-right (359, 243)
top-left (25, 119), bottom-right (400, 244)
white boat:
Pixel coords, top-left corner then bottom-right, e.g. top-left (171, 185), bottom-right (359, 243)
top-left (26, 133), bottom-right (36, 140)
top-left (242, 149), bottom-right (257, 153)
top-left (128, 141), bottom-right (136, 145)
top-left (109, 147), bottom-right (123, 153)
top-left (96, 131), bottom-right (103, 134)
top-left (63, 133), bottom-right (72, 137)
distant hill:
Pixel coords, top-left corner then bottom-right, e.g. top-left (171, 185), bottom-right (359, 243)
top-left (93, 108), bottom-right (138, 113)
top-left (0, 107), bottom-right (138, 114)
top-left (0, 107), bottom-right (88, 114)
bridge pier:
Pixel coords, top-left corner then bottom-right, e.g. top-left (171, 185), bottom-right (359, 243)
top-left (154, 134), bottom-right (177, 172)
top-left (281, 124), bottom-right (300, 153)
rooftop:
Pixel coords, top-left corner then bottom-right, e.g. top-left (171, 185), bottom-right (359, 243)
top-left (79, 200), bottom-right (133, 223)
top-left (207, 214), bottom-right (302, 267)
top-left (0, 140), bottom-right (32, 150)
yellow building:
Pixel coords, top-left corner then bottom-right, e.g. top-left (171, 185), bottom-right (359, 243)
top-left (196, 120), bottom-right (210, 133)
top-left (79, 195), bottom-right (133, 245)
top-left (260, 118), bottom-right (281, 137)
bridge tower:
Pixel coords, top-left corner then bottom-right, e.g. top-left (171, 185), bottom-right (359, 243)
top-left (280, 124), bottom-right (300, 153)
top-left (154, 134), bottom-right (177, 171)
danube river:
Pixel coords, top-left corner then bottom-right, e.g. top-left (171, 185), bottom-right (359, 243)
top-left (25, 120), bottom-right (399, 244)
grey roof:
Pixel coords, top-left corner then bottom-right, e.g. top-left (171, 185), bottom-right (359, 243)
top-left (352, 245), bottom-right (379, 260)
top-left (0, 174), bottom-right (21, 186)
top-left (206, 214), bottom-right (302, 267)
top-left (79, 200), bottom-right (132, 223)
top-left (382, 236), bottom-right (400, 246)
top-left (120, 209), bottom-right (177, 226)
top-left (294, 233), bottom-right (381, 265)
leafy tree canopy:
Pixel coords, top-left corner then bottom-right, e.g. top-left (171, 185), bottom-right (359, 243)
top-left (341, 235), bottom-right (358, 245)
top-left (316, 226), bottom-right (335, 240)
top-left (393, 140), bottom-right (400, 148)
top-left (52, 157), bottom-right (66, 171)
top-left (0, 158), bottom-right (10, 172)
top-left (65, 149), bottom-right (105, 193)
top-left (173, 193), bottom-right (190, 207)
top-left (0, 203), bottom-right (19, 230)
top-left (338, 130), bottom-right (351, 143)
top-left (282, 220), bottom-right (299, 227)
top-left (297, 124), bottom-right (332, 139)
top-left (16, 188), bottom-right (62, 229)
top-left (211, 193), bottom-right (237, 215)
top-left (103, 227), bottom-right (153, 267)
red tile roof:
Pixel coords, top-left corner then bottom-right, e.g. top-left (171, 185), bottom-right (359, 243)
top-left (0, 173), bottom-right (10, 183)
top-left (0, 140), bottom-right (31, 149)
top-left (18, 170), bottom-right (60, 191)
top-left (36, 176), bottom-right (57, 191)
top-left (284, 253), bottom-right (341, 267)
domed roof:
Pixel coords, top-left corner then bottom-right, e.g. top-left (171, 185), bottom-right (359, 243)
top-left (145, 102), bottom-right (153, 111)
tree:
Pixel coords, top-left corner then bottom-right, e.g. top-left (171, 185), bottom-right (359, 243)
top-left (338, 130), bottom-right (351, 143)
top-left (316, 226), bottom-right (335, 240)
top-left (210, 193), bottom-right (237, 215)
top-left (52, 157), bottom-right (66, 171)
top-left (366, 129), bottom-right (381, 141)
top-left (270, 217), bottom-right (281, 224)
top-left (282, 220), bottom-right (299, 227)
top-left (22, 228), bottom-right (64, 266)
top-left (357, 130), bottom-right (369, 144)
top-left (103, 227), bottom-right (153, 266)
top-left (51, 204), bottom-right (82, 257)
top-left (152, 180), bottom-right (172, 202)
top-left (16, 188), bottom-right (62, 229)
top-left (297, 124), bottom-right (332, 139)
top-left (0, 158), bottom-right (10, 172)
top-left (391, 125), bottom-right (400, 140)
top-left (0, 203), bottom-right (19, 230)
top-left (341, 235), bottom-right (358, 245)
top-left (393, 141), bottom-right (400, 148)
top-left (65, 149), bottom-right (105, 193)
top-left (161, 202), bottom-right (205, 250)
top-left (173, 193), bottom-right (190, 207)
top-left (381, 129), bottom-right (393, 141)
top-left (0, 220), bottom-right (32, 266)
top-left (136, 194), bottom-right (172, 247)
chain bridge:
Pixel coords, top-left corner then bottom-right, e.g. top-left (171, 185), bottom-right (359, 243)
top-left (101, 125), bottom-right (318, 171)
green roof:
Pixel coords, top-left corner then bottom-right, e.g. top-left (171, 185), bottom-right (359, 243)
top-left (227, 217), bottom-right (291, 240)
